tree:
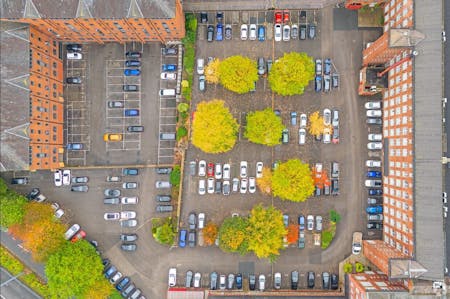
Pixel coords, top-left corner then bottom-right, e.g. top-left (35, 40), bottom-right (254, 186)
top-left (218, 56), bottom-right (258, 94)
top-left (191, 100), bottom-right (239, 153)
top-left (330, 210), bottom-right (341, 223)
top-left (218, 216), bottom-right (249, 255)
top-left (256, 167), bottom-right (273, 195)
top-left (286, 224), bottom-right (299, 244)
top-left (344, 263), bottom-right (353, 274)
top-left (177, 103), bottom-right (189, 113)
top-left (9, 202), bottom-right (55, 241)
top-left (308, 111), bottom-right (325, 137)
top-left (355, 262), bottom-right (365, 273)
top-left (83, 280), bottom-right (114, 299)
top-left (170, 165), bottom-right (181, 187)
top-left (46, 241), bottom-right (106, 298)
top-left (205, 58), bottom-right (221, 84)
top-left (152, 218), bottom-right (176, 246)
top-left (203, 222), bottom-right (218, 246)
top-left (272, 159), bottom-right (315, 202)
top-left (246, 205), bottom-right (286, 259)
top-left (244, 109), bottom-right (285, 146)
top-left (268, 52), bottom-right (315, 96)
top-left (0, 179), bottom-right (27, 228)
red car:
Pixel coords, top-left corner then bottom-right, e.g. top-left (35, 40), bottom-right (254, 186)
top-left (207, 163), bottom-right (215, 177)
top-left (71, 230), bottom-right (86, 243)
top-left (274, 11), bottom-right (282, 24)
top-left (283, 10), bottom-right (290, 23)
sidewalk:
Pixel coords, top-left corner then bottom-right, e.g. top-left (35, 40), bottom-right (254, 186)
top-left (0, 230), bottom-right (47, 282)
top-left (182, 0), bottom-right (340, 11)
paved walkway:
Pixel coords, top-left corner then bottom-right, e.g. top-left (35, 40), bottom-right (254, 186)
top-left (0, 230), bottom-right (46, 282)
top-left (0, 267), bottom-right (42, 299)
top-left (183, 0), bottom-right (341, 11)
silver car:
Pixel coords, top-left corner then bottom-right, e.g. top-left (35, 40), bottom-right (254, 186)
top-left (156, 181), bottom-right (171, 188)
top-left (120, 219), bottom-right (138, 227)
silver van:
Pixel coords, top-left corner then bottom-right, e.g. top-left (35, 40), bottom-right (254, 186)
top-left (331, 162), bottom-right (339, 178)
top-left (160, 132), bottom-right (176, 140)
top-left (159, 89), bottom-right (176, 96)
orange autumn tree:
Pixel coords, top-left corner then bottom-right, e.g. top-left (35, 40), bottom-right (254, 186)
top-left (256, 167), bottom-right (273, 195)
top-left (286, 224), bottom-right (299, 244)
top-left (203, 222), bottom-right (218, 246)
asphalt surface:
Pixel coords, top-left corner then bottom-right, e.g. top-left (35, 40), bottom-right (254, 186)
top-left (0, 267), bottom-right (41, 299)
top-left (444, 0), bottom-right (449, 276)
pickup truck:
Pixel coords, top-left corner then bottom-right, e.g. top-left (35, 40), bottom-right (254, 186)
top-left (352, 232), bottom-right (363, 255)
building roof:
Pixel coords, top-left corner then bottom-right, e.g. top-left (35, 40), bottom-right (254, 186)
top-left (412, 0), bottom-right (445, 281)
top-left (1, 0), bottom-right (176, 20)
top-left (0, 21), bottom-right (31, 171)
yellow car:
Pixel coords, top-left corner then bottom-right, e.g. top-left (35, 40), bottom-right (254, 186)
top-left (103, 133), bottom-right (123, 142)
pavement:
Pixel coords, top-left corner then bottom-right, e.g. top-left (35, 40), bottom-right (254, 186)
top-left (444, 0), bottom-right (449, 277)
top-left (183, 0), bottom-right (341, 11)
top-left (0, 267), bottom-right (41, 299)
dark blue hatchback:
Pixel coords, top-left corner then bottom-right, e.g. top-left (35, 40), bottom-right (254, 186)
top-left (216, 24), bottom-right (223, 41)
top-left (367, 171), bottom-right (382, 178)
top-left (124, 109), bottom-right (139, 117)
top-left (115, 276), bottom-right (130, 291)
top-left (368, 189), bottom-right (383, 196)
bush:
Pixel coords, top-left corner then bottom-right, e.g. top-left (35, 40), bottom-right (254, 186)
top-left (0, 246), bottom-right (24, 275)
top-left (321, 222), bottom-right (336, 249)
top-left (170, 165), bottom-right (181, 187)
top-left (177, 103), bottom-right (189, 113)
top-left (355, 262), bottom-right (365, 273)
top-left (344, 263), bottom-right (353, 273)
top-left (152, 218), bottom-right (176, 246)
top-left (330, 210), bottom-right (341, 223)
top-left (176, 126), bottom-right (188, 141)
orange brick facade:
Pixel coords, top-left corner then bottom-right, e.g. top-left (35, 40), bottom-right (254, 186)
top-left (348, 272), bottom-right (408, 299)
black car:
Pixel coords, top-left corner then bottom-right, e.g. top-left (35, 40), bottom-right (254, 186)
top-left (188, 212), bottom-right (197, 230)
top-left (127, 126), bottom-right (144, 132)
top-left (188, 230), bottom-right (196, 247)
top-left (235, 273), bottom-right (242, 289)
top-left (66, 44), bottom-right (82, 52)
top-left (156, 167), bottom-right (172, 174)
top-left (27, 188), bottom-right (40, 200)
top-left (126, 51), bottom-right (141, 58)
top-left (215, 180), bottom-right (222, 194)
top-left (120, 234), bottom-right (138, 242)
top-left (249, 274), bottom-right (256, 290)
top-left (330, 273), bottom-right (338, 290)
top-left (291, 271), bottom-right (299, 290)
top-left (367, 222), bottom-right (383, 229)
top-left (11, 177), bottom-right (28, 185)
top-left (200, 12), bottom-right (208, 23)
top-left (125, 60), bottom-right (141, 67)
top-left (66, 77), bottom-right (82, 84)
top-left (307, 271), bottom-right (315, 288)
top-left (216, 11), bottom-right (223, 23)
top-left (331, 179), bottom-right (339, 195)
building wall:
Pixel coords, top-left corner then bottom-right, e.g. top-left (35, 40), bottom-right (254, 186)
top-left (348, 272), bottom-right (408, 299)
top-left (383, 0), bottom-right (413, 31)
top-left (29, 26), bottom-right (64, 171)
top-left (363, 240), bottom-right (409, 274)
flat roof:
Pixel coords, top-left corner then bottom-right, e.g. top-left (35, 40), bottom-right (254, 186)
top-left (412, 0), bottom-right (445, 281)
top-left (0, 21), bottom-right (31, 171)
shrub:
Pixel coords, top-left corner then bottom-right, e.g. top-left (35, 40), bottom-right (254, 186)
top-left (176, 126), bottom-right (188, 141)
top-left (177, 103), bottom-right (189, 113)
top-left (170, 165), bottom-right (181, 187)
top-left (330, 210), bottom-right (341, 223)
top-left (355, 262), bottom-right (365, 273)
top-left (344, 262), bottom-right (353, 273)
top-left (152, 218), bottom-right (176, 246)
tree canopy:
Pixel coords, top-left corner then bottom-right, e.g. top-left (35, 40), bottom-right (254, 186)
top-left (308, 111), bottom-right (325, 137)
top-left (246, 205), bottom-right (286, 259)
top-left (152, 217), bottom-right (176, 246)
top-left (46, 241), bottom-right (111, 298)
top-left (218, 216), bottom-right (249, 255)
top-left (272, 159), bottom-right (315, 202)
top-left (244, 109), bottom-right (285, 146)
top-left (268, 52), bottom-right (315, 96)
top-left (205, 58), bottom-right (221, 84)
top-left (256, 167), bottom-right (273, 195)
top-left (191, 100), bottom-right (239, 153)
top-left (203, 222), bottom-right (218, 246)
top-left (218, 56), bottom-right (258, 94)
top-left (0, 179), bottom-right (27, 228)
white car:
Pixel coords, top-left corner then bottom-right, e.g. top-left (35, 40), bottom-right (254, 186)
top-left (258, 274), bottom-right (265, 291)
top-left (365, 101), bottom-right (381, 109)
top-left (121, 196), bottom-right (138, 204)
top-left (240, 178), bottom-right (248, 194)
top-left (315, 215), bottom-right (323, 231)
top-left (110, 271), bottom-right (123, 284)
top-left (120, 211), bottom-right (136, 220)
top-left (274, 24), bottom-right (282, 41)
top-left (54, 170), bottom-right (63, 187)
top-left (323, 127), bottom-right (331, 144)
top-left (168, 268), bottom-right (177, 287)
top-left (196, 58), bottom-right (204, 75)
top-left (240, 24), bottom-right (248, 40)
top-left (366, 110), bottom-right (382, 117)
top-left (299, 128), bottom-right (306, 145)
top-left (282, 24), bottom-right (290, 41)
top-left (104, 212), bottom-right (120, 220)
top-left (51, 203), bottom-right (65, 219)
top-left (198, 213), bottom-right (205, 229)
top-left (300, 113), bottom-right (307, 128)
top-left (62, 170), bottom-right (71, 186)
top-left (307, 215), bottom-right (314, 231)
top-left (214, 163), bottom-right (222, 179)
top-left (368, 134), bottom-right (382, 141)
top-left (198, 160), bottom-right (206, 177)
top-left (198, 179), bottom-right (206, 195)
top-left (64, 223), bottom-right (80, 240)
top-left (223, 163), bottom-right (231, 180)
top-left (193, 272), bottom-right (201, 288)
top-left (256, 162), bottom-right (263, 178)
top-left (248, 177), bottom-right (256, 193)
top-left (366, 160), bottom-right (381, 167)
top-left (161, 72), bottom-right (177, 80)
top-left (323, 109), bottom-right (331, 126)
top-left (240, 161), bottom-right (248, 178)
top-left (232, 178), bottom-right (239, 192)
top-left (368, 142), bottom-right (383, 150)
top-left (67, 52), bottom-right (82, 60)
top-left (249, 24), bottom-right (257, 40)
top-left (207, 178), bottom-right (214, 194)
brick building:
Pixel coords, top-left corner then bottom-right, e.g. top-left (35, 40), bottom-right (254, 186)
top-left (349, 0), bottom-right (445, 297)
top-left (0, 0), bottom-right (184, 171)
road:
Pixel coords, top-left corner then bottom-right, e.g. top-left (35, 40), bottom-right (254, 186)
top-left (444, 0), bottom-right (449, 276)
top-left (0, 267), bottom-right (41, 299)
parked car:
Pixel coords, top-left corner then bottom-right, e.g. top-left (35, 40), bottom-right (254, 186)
top-left (207, 178), bottom-right (214, 194)
top-left (367, 117), bottom-right (382, 125)
top-left (368, 214), bottom-right (383, 221)
top-left (273, 272), bottom-right (281, 289)
top-left (121, 284), bottom-right (136, 298)
top-left (104, 265), bottom-right (118, 279)
top-left (162, 48), bottom-right (177, 55)
top-left (367, 110), bottom-right (382, 117)
top-left (291, 24), bottom-right (298, 39)
top-left (124, 69), bottom-right (140, 76)
top-left (155, 195), bottom-right (170, 202)
top-left (198, 179), bottom-right (206, 195)
top-left (368, 198), bottom-right (379, 204)
top-left (249, 24), bottom-right (257, 40)
top-left (315, 75), bottom-right (322, 92)
top-left (267, 59), bottom-right (273, 72)
top-left (124, 109), bottom-right (139, 117)
top-left (249, 274), bottom-right (256, 290)
top-left (307, 215), bottom-right (314, 231)
top-left (122, 182), bottom-right (138, 189)
top-left (240, 178), bottom-right (248, 194)
top-left (366, 205), bottom-right (383, 214)
top-left (123, 168), bottom-right (138, 175)
top-left (120, 219), bottom-right (138, 227)
top-left (125, 60), bottom-right (140, 67)
top-left (315, 215), bottom-right (323, 231)
top-left (11, 177), bottom-right (28, 185)
top-left (240, 24), bottom-right (248, 40)
top-left (210, 272), bottom-right (218, 290)
top-left (365, 101), bottom-right (381, 109)
top-left (27, 188), bottom-right (40, 200)
top-left (71, 185), bottom-right (88, 192)
top-left (66, 76), bottom-right (82, 84)
top-left (307, 271), bottom-right (315, 288)
top-left (323, 127), bottom-right (331, 144)
top-left (227, 273), bottom-right (235, 289)
top-left (66, 44), bottom-right (82, 52)
top-left (324, 74), bottom-right (331, 92)
top-left (179, 230), bottom-right (187, 247)
top-left (207, 25), bottom-right (214, 41)
top-left (188, 231), bottom-right (196, 247)
top-left (240, 161), bottom-right (248, 178)
top-left (120, 234), bottom-right (138, 242)
top-left (207, 162), bottom-right (214, 177)
top-left (300, 25), bottom-right (307, 40)
top-left (220, 274), bottom-right (226, 290)
top-left (257, 57), bottom-right (266, 75)
top-left (162, 64), bottom-right (177, 71)
top-left (367, 222), bottom-right (383, 229)
top-left (331, 179), bottom-right (339, 195)
top-left (291, 271), bottom-right (299, 290)
top-left (274, 10), bottom-right (283, 23)
top-left (67, 143), bottom-right (83, 150)
top-left (282, 24), bottom-right (290, 41)
top-left (258, 274), bottom-right (265, 291)
top-left (121, 196), bottom-right (139, 204)
top-left (368, 133), bottom-right (383, 141)
top-left (126, 51), bottom-right (141, 58)
top-left (225, 25), bottom-right (232, 40)
top-left (67, 52), bottom-right (82, 59)
top-left (121, 243), bottom-right (137, 251)
top-left (258, 25), bottom-right (265, 41)
top-left (214, 163), bottom-right (222, 179)
top-left (104, 189), bottom-right (120, 197)
top-left (232, 178), bottom-right (239, 192)
top-left (290, 111), bottom-right (297, 125)
top-left (156, 205), bottom-right (173, 213)
top-left (368, 142), bottom-right (383, 150)
top-left (322, 272), bottom-right (330, 289)
top-left (298, 231), bottom-right (305, 248)
top-left (198, 160), bottom-right (206, 176)
top-left (282, 129), bottom-right (289, 144)
top-left (156, 181), bottom-right (171, 188)
top-left (248, 177), bottom-right (256, 193)
top-left (104, 212), bottom-right (120, 220)
top-left (367, 171), bottom-right (382, 178)
top-left (331, 273), bottom-right (339, 290)
top-left (298, 215), bottom-right (305, 230)
top-left (366, 160), bottom-right (381, 167)
top-left (369, 189), bottom-right (383, 196)
top-left (332, 73), bottom-right (339, 88)
top-left (308, 24), bottom-right (316, 39)
top-left (324, 58), bottom-right (332, 75)
top-left (115, 277), bottom-right (130, 291)
top-left (161, 72), bottom-right (176, 80)
top-left (188, 212), bottom-right (197, 230)
top-left (199, 75), bottom-right (206, 91)
top-left (64, 224), bottom-right (81, 240)
top-left (256, 162), bottom-right (263, 178)
top-left (104, 197), bottom-right (120, 205)
top-left (315, 59), bottom-right (322, 75)
top-left (274, 23), bottom-right (282, 41)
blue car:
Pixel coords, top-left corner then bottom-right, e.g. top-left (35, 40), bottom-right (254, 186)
top-left (298, 215), bottom-right (305, 230)
top-left (236, 273), bottom-right (243, 289)
top-left (324, 58), bottom-right (332, 75)
top-left (367, 171), bottom-right (382, 178)
top-left (104, 265), bottom-right (117, 279)
top-left (162, 64), bottom-right (177, 71)
top-left (123, 168), bottom-right (138, 175)
top-left (115, 277), bottom-right (130, 291)
top-left (368, 189), bottom-right (383, 196)
top-left (366, 205), bottom-right (383, 214)
top-left (258, 25), bottom-right (265, 41)
top-left (315, 75), bottom-right (322, 92)
top-left (216, 24), bottom-right (223, 41)
top-left (67, 143), bottom-right (83, 150)
top-left (179, 229), bottom-right (187, 248)
top-left (124, 69), bottom-right (140, 76)
top-left (124, 109), bottom-right (139, 117)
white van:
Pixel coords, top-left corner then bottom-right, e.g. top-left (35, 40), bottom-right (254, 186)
top-left (196, 58), bottom-right (205, 75)
top-left (159, 89), bottom-right (176, 97)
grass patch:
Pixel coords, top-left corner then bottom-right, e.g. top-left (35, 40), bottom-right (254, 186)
top-left (321, 222), bottom-right (336, 249)
top-left (0, 245), bottom-right (49, 297)
top-left (181, 13), bottom-right (197, 103)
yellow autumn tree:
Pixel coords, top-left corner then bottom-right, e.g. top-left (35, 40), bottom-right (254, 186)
top-left (256, 167), bottom-right (273, 195)
top-left (205, 58), bottom-right (220, 84)
top-left (203, 222), bottom-right (218, 246)
top-left (272, 159), bottom-right (315, 202)
top-left (308, 111), bottom-right (325, 137)
top-left (218, 216), bottom-right (249, 255)
top-left (218, 55), bottom-right (258, 94)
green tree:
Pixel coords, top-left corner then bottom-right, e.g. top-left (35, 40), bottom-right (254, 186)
top-left (218, 56), bottom-right (258, 94)
top-left (355, 262), bottom-right (365, 273)
top-left (177, 103), bottom-right (189, 113)
top-left (218, 216), bottom-right (249, 255)
top-left (246, 205), bottom-right (286, 259)
top-left (46, 241), bottom-right (106, 298)
top-left (244, 109), bottom-right (285, 146)
top-left (152, 217), bottom-right (176, 245)
top-left (268, 52), bottom-right (315, 96)
top-left (330, 210), bottom-right (342, 223)
top-left (344, 263), bottom-right (353, 273)
top-left (177, 126), bottom-right (188, 141)
top-left (170, 165), bottom-right (181, 187)
top-left (0, 179), bottom-right (27, 228)
top-left (192, 100), bottom-right (239, 153)
top-left (272, 159), bottom-right (315, 202)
